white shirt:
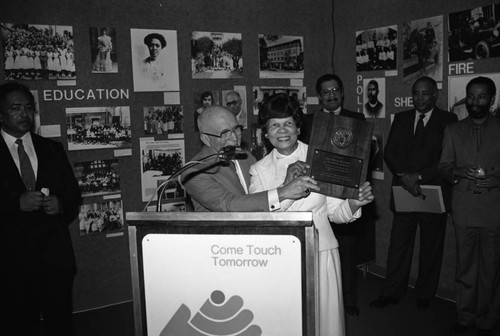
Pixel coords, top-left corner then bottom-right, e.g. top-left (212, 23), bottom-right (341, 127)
top-left (1, 129), bottom-right (38, 179)
top-left (413, 108), bottom-right (434, 132)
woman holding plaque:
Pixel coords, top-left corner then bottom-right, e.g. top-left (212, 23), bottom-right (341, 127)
top-left (249, 93), bottom-right (374, 336)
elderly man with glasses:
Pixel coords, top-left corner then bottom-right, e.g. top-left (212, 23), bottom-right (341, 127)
top-left (181, 105), bottom-right (318, 212)
top-left (224, 90), bottom-right (247, 129)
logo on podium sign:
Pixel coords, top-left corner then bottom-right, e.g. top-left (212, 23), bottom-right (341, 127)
top-left (160, 290), bottom-right (262, 336)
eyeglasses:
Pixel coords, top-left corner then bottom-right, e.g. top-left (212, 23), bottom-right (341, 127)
top-left (203, 125), bottom-right (243, 141)
top-left (226, 100), bottom-right (241, 107)
top-left (320, 87), bottom-right (342, 96)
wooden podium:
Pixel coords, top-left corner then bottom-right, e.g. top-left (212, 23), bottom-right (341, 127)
top-left (127, 211), bottom-right (318, 336)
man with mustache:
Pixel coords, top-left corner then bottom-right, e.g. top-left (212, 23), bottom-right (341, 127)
top-left (299, 74), bottom-right (366, 317)
top-left (0, 82), bottom-right (82, 335)
top-left (439, 76), bottom-right (500, 336)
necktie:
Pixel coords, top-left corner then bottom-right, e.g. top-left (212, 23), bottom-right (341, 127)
top-left (413, 113), bottom-right (426, 146)
top-left (16, 138), bottom-right (36, 190)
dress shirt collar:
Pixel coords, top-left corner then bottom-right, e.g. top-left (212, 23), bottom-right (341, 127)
top-left (323, 106), bottom-right (342, 115)
top-left (1, 129), bottom-right (34, 150)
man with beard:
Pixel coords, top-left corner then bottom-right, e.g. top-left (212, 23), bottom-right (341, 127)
top-left (364, 79), bottom-right (384, 118)
top-left (371, 76), bottom-right (457, 311)
top-left (439, 76), bottom-right (500, 336)
top-left (299, 74), bottom-right (366, 317)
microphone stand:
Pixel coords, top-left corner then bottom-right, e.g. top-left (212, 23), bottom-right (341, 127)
top-left (141, 146), bottom-right (241, 212)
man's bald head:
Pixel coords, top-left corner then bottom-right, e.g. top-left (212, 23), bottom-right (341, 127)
top-left (198, 105), bottom-right (241, 150)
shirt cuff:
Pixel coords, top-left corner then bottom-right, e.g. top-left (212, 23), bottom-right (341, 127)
top-left (268, 189), bottom-right (280, 211)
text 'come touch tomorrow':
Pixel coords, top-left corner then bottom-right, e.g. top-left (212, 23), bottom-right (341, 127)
top-left (210, 244), bottom-right (282, 267)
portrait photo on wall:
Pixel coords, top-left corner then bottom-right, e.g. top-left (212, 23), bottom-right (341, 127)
top-left (356, 25), bottom-right (397, 72)
top-left (66, 106), bottom-right (132, 151)
top-left (448, 3), bottom-right (500, 62)
top-left (131, 28), bottom-right (179, 92)
top-left (143, 105), bottom-right (184, 138)
top-left (140, 138), bottom-right (185, 202)
top-left (363, 78), bottom-right (386, 119)
top-left (89, 26), bottom-right (117, 73)
top-left (222, 89), bottom-right (247, 129)
top-left (1, 23), bottom-right (75, 80)
top-left (193, 90), bottom-right (220, 131)
top-left (191, 31), bottom-right (243, 79)
top-left (74, 159), bottom-right (121, 198)
top-left (253, 86), bottom-right (307, 115)
top-left (448, 72), bottom-right (500, 120)
top-left (78, 200), bottom-right (124, 236)
top-left (259, 34), bottom-right (304, 79)
top-left (403, 15), bottom-right (443, 83)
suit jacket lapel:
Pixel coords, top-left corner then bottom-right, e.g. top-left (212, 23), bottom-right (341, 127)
top-left (0, 134), bottom-right (26, 188)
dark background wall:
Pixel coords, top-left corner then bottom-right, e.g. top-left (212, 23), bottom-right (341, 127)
top-left (1, 0), bottom-right (498, 313)
top-left (0, 0), bottom-right (335, 311)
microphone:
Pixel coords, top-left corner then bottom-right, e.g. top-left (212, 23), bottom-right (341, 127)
top-left (218, 146), bottom-right (245, 162)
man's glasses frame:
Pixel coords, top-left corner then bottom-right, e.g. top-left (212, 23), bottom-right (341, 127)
top-left (320, 87), bottom-right (343, 96)
top-left (203, 125), bottom-right (243, 141)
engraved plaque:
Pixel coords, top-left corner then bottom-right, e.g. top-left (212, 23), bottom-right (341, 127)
top-left (306, 113), bottom-right (373, 199)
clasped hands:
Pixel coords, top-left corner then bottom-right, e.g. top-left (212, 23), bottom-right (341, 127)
top-left (20, 190), bottom-right (60, 215)
top-left (454, 165), bottom-right (500, 188)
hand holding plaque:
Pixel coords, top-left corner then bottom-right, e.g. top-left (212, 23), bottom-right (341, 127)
top-left (306, 113), bottom-right (374, 199)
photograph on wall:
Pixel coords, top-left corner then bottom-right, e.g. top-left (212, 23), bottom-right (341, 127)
top-left (140, 138), bottom-right (185, 202)
top-left (90, 27), bottom-right (117, 73)
top-left (1, 23), bottom-right (75, 80)
top-left (402, 16), bottom-right (443, 83)
top-left (259, 34), bottom-right (304, 79)
top-left (66, 106), bottom-right (132, 151)
top-left (363, 78), bottom-right (386, 118)
top-left (193, 90), bottom-right (220, 131)
top-left (448, 72), bottom-right (500, 120)
top-left (356, 25), bottom-right (397, 72)
top-left (448, 4), bottom-right (500, 62)
top-left (370, 131), bottom-right (385, 180)
top-left (146, 201), bottom-right (186, 213)
top-left (78, 200), bottom-right (124, 236)
top-left (131, 28), bottom-right (179, 92)
top-left (222, 89), bottom-right (247, 128)
top-left (156, 179), bottom-right (186, 201)
top-left (253, 86), bottom-right (307, 115)
top-left (74, 159), bottom-right (121, 197)
top-left (31, 90), bottom-right (41, 135)
top-left (143, 105), bottom-right (184, 138)
top-left (191, 31), bottom-right (243, 79)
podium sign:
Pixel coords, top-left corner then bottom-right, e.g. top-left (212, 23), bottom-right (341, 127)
top-left (127, 212), bottom-right (318, 336)
top-left (306, 113), bottom-right (373, 199)
top-left (143, 234), bottom-right (302, 335)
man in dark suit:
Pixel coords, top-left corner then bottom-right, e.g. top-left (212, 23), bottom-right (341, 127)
top-left (0, 82), bottom-right (82, 335)
top-left (370, 76), bottom-right (457, 310)
top-left (299, 74), bottom-right (367, 317)
top-left (182, 105), bottom-right (318, 212)
top-left (439, 76), bottom-right (500, 336)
